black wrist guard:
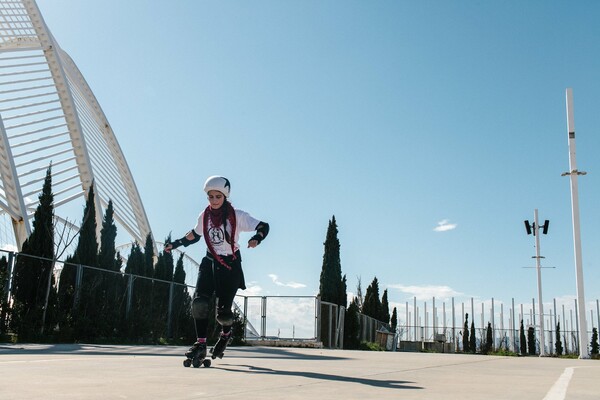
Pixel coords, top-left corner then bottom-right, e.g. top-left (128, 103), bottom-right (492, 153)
top-left (171, 230), bottom-right (201, 249)
top-left (251, 222), bottom-right (269, 244)
top-left (169, 239), bottom-right (184, 249)
top-left (250, 234), bottom-right (263, 244)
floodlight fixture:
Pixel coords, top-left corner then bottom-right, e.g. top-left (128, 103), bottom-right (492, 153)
top-left (542, 220), bottom-right (550, 235)
top-left (524, 220), bottom-right (532, 235)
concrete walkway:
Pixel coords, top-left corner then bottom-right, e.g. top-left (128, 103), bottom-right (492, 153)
top-left (0, 344), bottom-right (597, 399)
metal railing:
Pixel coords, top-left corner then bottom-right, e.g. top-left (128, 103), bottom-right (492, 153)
top-left (8, 248), bottom-right (593, 355)
top-left (1, 248), bottom-right (392, 349)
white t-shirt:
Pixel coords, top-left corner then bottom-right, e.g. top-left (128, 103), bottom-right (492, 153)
top-left (193, 208), bottom-right (260, 256)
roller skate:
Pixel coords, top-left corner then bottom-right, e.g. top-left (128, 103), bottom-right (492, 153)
top-left (183, 341), bottom-right (211, 368)
top-left (210, 331), bottom-right (232, 359)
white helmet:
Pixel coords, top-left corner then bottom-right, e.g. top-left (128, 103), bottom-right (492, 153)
top-left (203, 176), bottom-right (231, 198)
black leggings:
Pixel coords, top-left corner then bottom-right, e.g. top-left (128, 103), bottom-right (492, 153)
top-left (193, 251), bottom-right (244, 337)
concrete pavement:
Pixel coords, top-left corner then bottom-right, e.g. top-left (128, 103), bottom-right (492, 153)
top-left (0, 344), bottom-right (597, 399)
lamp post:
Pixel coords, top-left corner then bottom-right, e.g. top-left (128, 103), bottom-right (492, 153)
top-left (561, 88), bottom-right (589, 359)
top-left (524, 210), bottom-right (549, 356)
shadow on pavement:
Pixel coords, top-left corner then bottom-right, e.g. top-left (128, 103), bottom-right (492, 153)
top-left (234, 346), bottom-right (350, 361)
top-left (0, 343), bottom-right (182, 357)
top-left (0, 343), bottom-right (350, 361)
top-left (218, 364), bottom-right (423, 390)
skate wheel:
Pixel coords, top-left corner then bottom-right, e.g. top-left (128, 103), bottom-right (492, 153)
top-left (192, 358), bottom-right (201, 368)
top-left (183, 359), bottom-right (191, 367)
top-left (203, 359), bottom-right (211, 368)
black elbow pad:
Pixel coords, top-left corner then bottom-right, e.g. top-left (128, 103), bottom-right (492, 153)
top-left (179, 230), bottom-right (201, 247)
top-left (189, 229), bottom-right (202, 243)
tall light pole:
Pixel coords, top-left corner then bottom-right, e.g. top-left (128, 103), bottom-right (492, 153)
top-left (524, 211), bottom-right (549, 356)
top-left (561, 88), bottom-right (590, 359)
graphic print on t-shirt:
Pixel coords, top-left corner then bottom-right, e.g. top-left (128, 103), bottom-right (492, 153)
top-left (208, 226), bottom-right (225, 245)
top-left (194, 208), bottom-right (261, 255)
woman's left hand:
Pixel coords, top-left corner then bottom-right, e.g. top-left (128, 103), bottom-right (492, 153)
top-left (247, 239), bottom-right (259, 248)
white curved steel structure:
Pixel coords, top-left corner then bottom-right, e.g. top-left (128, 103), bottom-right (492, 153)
top-left (0, 0), bottom-right (152, 249)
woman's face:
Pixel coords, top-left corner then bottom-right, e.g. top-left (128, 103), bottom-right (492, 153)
top-left (207, 190), bottom-right (225, 209)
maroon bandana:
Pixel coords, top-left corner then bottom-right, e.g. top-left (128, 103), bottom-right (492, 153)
top-left (203, 200), bottom-right (237, 270)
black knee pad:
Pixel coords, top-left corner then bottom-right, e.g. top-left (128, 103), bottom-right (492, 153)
top-left (192, 297), bottom-right (209, 319)
top-left (216, 309), bottom-right (234, 327)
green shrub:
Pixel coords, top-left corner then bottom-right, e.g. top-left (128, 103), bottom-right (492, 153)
top-left (359, 341), bottom-right (385, 351)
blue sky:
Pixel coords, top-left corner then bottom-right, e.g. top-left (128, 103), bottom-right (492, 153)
top-left (33, 1), bottom-right (600, 329)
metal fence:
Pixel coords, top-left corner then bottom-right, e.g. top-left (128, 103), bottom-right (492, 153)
top-left (396, 296), bottom-right (600, 355)
top-left (6, 248), bottom-right (594, 354)
top-left (0, 249), bottom-right (195, 340)
top-left (234, 297), bottom-right (389, 349)
top-left (1, 249), bottom-right (390, 348)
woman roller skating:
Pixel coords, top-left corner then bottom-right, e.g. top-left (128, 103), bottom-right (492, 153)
top-left (165, 176), bottom-right (269, 367)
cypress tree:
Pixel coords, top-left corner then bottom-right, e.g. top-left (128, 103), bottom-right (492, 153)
top-left (380, 289), bottom-right (390, 325)
top-left (469, 321), bottom-right (476, 353)
top-left (519, 320), bottom-right (527, 355)
top-left (363, 277), bottom-right (382, 320)
top-left (172, 253), bottom-right (194, 343)
top-left (124, 242), bottom-right (145, 340)
top-left (10, 165), bottom-right (55, 339)
top-left (463, 313), bottom-right (470, 352)
top-left (318, 216), bottom-right (345, 346)
top-left (527, 326), bottom-right (536, 355)
top-left (73, 183), bottom-right (99, 267)
top-left (141, 234), bottom-right (157, 341)
top-left (591, 327), bottom-right (599, 356)
top-left (71, 183), bottom-right (100, 339)
top-left (151, 253), bottom-right (166, 340)
top-left (124, 243), bottom-right (142, 278)
top-left (143, 233), bottom-right (154, 278)
top-left (390, 307), bottom-right (398, 333)
top-left (152, 240), bottom-right (173, 341)
top-left (318, 216), bottom-right (344, 306)
top-left (57, 253), bottom-right (76, 340)
top-left (111, 252), bottom-right (126, 340)
top-left (343, 298), bottom-right (360, 349)
top-left (57, 183), bottom-right (99, 335)
top-left (319, 215), bottom-right (347, 306)
top-left (484, 322), bottom-right (493, 354)
top-left (555, 322), bottom-right (563, 356)
top-left (97, 201), bottom-right (120, 339)
top-left (98, 201), bottom-right (117, 270)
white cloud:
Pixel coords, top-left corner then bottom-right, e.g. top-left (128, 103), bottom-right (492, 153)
top-left (239, 283), bottom-right (263, 296)
top-left (388, 284), bottom-right (463, 301)
top-left (251, 297), bottom-right (316, 339)
top-left (233, 294), bottom-right (316, 339)
top-left (549, 295), bottom-right (598, 314)
top-left (268, 274), bottom-right (306, 289)
top-left (434, 219), bottom-right (457, 232)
